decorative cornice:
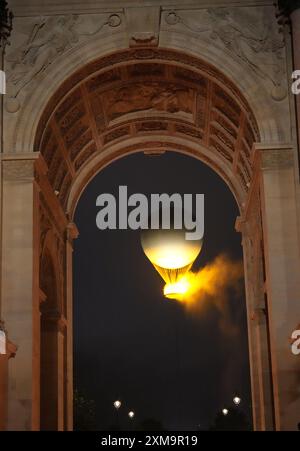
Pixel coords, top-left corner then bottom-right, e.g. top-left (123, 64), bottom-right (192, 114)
top-left (259, 148), bottom-right (294, 170)
top-left (2, 157), bottom-right (37, 182)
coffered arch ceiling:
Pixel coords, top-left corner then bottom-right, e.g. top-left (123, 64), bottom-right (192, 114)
top-left (35, 48), bottom-right (259, 212)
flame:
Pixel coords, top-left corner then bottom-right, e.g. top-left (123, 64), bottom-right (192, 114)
top-left (163, 276), bottom-right (191, 299)
top-left (163, 255), bottom-right (243, 311)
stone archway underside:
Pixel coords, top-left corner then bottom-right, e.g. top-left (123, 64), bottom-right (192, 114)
top-left (32, 47), bottom-right (278, 432)
top-left (35, 48), bottom-right (259, 213)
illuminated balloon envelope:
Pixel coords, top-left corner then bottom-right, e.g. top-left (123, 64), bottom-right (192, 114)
top-left (141, 227), bottom-right (202, 298)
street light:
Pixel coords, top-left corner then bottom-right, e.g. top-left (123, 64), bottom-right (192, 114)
top-left (233, 396), bottom-right (241, 406)
top-left (113, 400), bottom-right (122, 430)
top-left (128, 410), bottom-right (135, 419)
top-left (222, 408), bottom-right (229, 416)
top-left (114, 400), bottom-right (121, 410)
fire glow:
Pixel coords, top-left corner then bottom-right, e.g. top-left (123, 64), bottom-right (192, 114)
top-left (163, 255), bottom-right (243, 309)
top-left (141, 227), bottom-right (243, 308)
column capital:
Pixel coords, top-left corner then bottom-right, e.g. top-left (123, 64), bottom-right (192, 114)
top-left (1, 153), bottom-right (40, 182)
top-left (253, 143), bottom-right (295, 171)
top-left (278, 0), bottom-right (300, 16)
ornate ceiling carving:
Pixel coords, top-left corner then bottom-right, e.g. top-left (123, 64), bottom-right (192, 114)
top-left (35, 48), bottom-right (259, 210)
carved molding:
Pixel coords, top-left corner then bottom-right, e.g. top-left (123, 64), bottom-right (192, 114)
top-left (33, 50), bottom-right (259, 210)
top-left (260, 148), bottom-right (294, 170)
top-left (2, 158), bottom-right (36, 181)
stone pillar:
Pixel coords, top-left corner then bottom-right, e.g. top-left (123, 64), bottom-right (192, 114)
top-left (279, 1), bottom-right (300, 158)
top-left (256, 143), bottom-right (300, 430)
top-left (290, 4), bottom-right (300, 159)
top-left (65, 223), bottom-right (78, 431)
top-left (236, 182), bottom-right (275, 431)
top-left (0, 337), bottom-right (17, 430)
top-left (0, 153), bottom-right (40, 430)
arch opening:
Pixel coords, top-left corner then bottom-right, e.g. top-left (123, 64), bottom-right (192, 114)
top-left (73, 150), bottom-right (252, 430)
top-left (33, 49), bottom-right (273, 431)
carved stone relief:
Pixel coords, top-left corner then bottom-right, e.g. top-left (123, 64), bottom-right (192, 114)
top-left (33, 52), bottom-right (259, 210)
top-left (163, 6), bottom-right (287, 101)
top-left (5, 12), bottom-right (123, 106)
top-left (103, 83), bottom-right (195, 122)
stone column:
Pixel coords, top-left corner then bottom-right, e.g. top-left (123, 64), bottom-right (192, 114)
top-left (256, 143), bottom-right (300, 430)
top-left (290, 4), bottom-right (300, 159)
top-left (279, 1), bottom-right (300, 158)
top-left (65, 223), bottom-right (78, 431)
top-left (0, 337), bottom-right (17, 430)
top-left (236, 183), bottom-right (275, 431)
top-left (0, 153), bottom-right (40, 430)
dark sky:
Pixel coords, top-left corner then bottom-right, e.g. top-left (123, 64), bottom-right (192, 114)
top-left (73, 151), bottom-right (252, 431)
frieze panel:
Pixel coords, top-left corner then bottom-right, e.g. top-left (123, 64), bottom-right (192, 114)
top-left (162, 6), bottom-right (287, 100)
top-left (101, 82), bottom-right (195, 122)
top-left (5, 13), bottom-right (123, 98)
top-left (35, 50), bottom-right (260, 211)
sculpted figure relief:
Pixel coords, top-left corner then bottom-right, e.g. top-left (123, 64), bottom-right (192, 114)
top-left (103, 83), bottom-right (195, 121)
top-left (6, 14), bottom-right (122, 99)
top-left (6, 15), bottom-right (80, 97)
top-left (165, 7), bottom-right (286, 100)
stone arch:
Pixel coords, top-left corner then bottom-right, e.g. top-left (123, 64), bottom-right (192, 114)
top-left (29, 47), bottom-right (278, 432)
top-left (5, 22), bottom-right (287, 156)
top-left (2, 4), bottom-right (300, 433)
top-left (34, 48), bottom-right (260, 217)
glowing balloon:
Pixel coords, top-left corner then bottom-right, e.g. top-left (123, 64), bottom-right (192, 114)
top-left (141, 228), bottom-right (202, 293)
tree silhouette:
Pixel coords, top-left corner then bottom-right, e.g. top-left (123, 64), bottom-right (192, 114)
top-left (137, 418), bottom-right (166, 431)
top-left (209, 408), bottom-right (251, 431)
top-left (74, 389), bottom-right (96, 431)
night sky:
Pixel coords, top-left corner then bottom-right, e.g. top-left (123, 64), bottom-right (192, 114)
top-left (73, 151), bottom-right (252, 431)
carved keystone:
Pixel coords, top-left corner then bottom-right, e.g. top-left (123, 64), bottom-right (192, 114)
top-left (125, 7), bottom-right (161, 47)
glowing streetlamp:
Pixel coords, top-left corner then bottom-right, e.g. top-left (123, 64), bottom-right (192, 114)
top-left (222, 408), bottom-right (229, 416)
top-left (233, 396), bottom-right (241, 406)
top-left (114, 400), bottom-right (121, 410)
top-left (113, 400), bottom-right (122, 430)
top-left (128, 410), bottom-right (135, 419)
